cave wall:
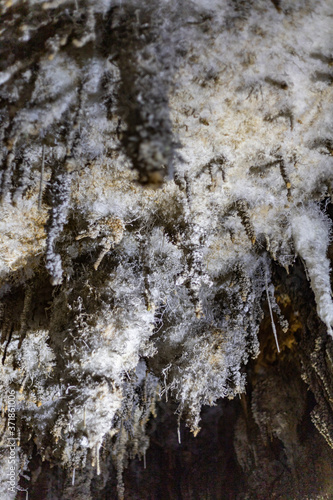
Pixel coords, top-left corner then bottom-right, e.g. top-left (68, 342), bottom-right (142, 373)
top-left (0, 0), bottom-right (333, 498)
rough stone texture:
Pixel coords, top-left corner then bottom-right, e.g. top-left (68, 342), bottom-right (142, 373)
top-left (0, 0), bottom-right (333, 498)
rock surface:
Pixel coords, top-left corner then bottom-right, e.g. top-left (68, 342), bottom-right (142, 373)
top-left (0, 0), bottom-right (332, 498)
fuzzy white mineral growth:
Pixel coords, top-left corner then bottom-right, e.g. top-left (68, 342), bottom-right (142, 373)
top-left (292, 208), bottom-right (333, 337)
top-left (0, 0), bottom-right (332, 498)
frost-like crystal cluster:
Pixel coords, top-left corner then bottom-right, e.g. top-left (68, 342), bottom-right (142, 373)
top-left (0, 0), bottom-right (332, 497)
